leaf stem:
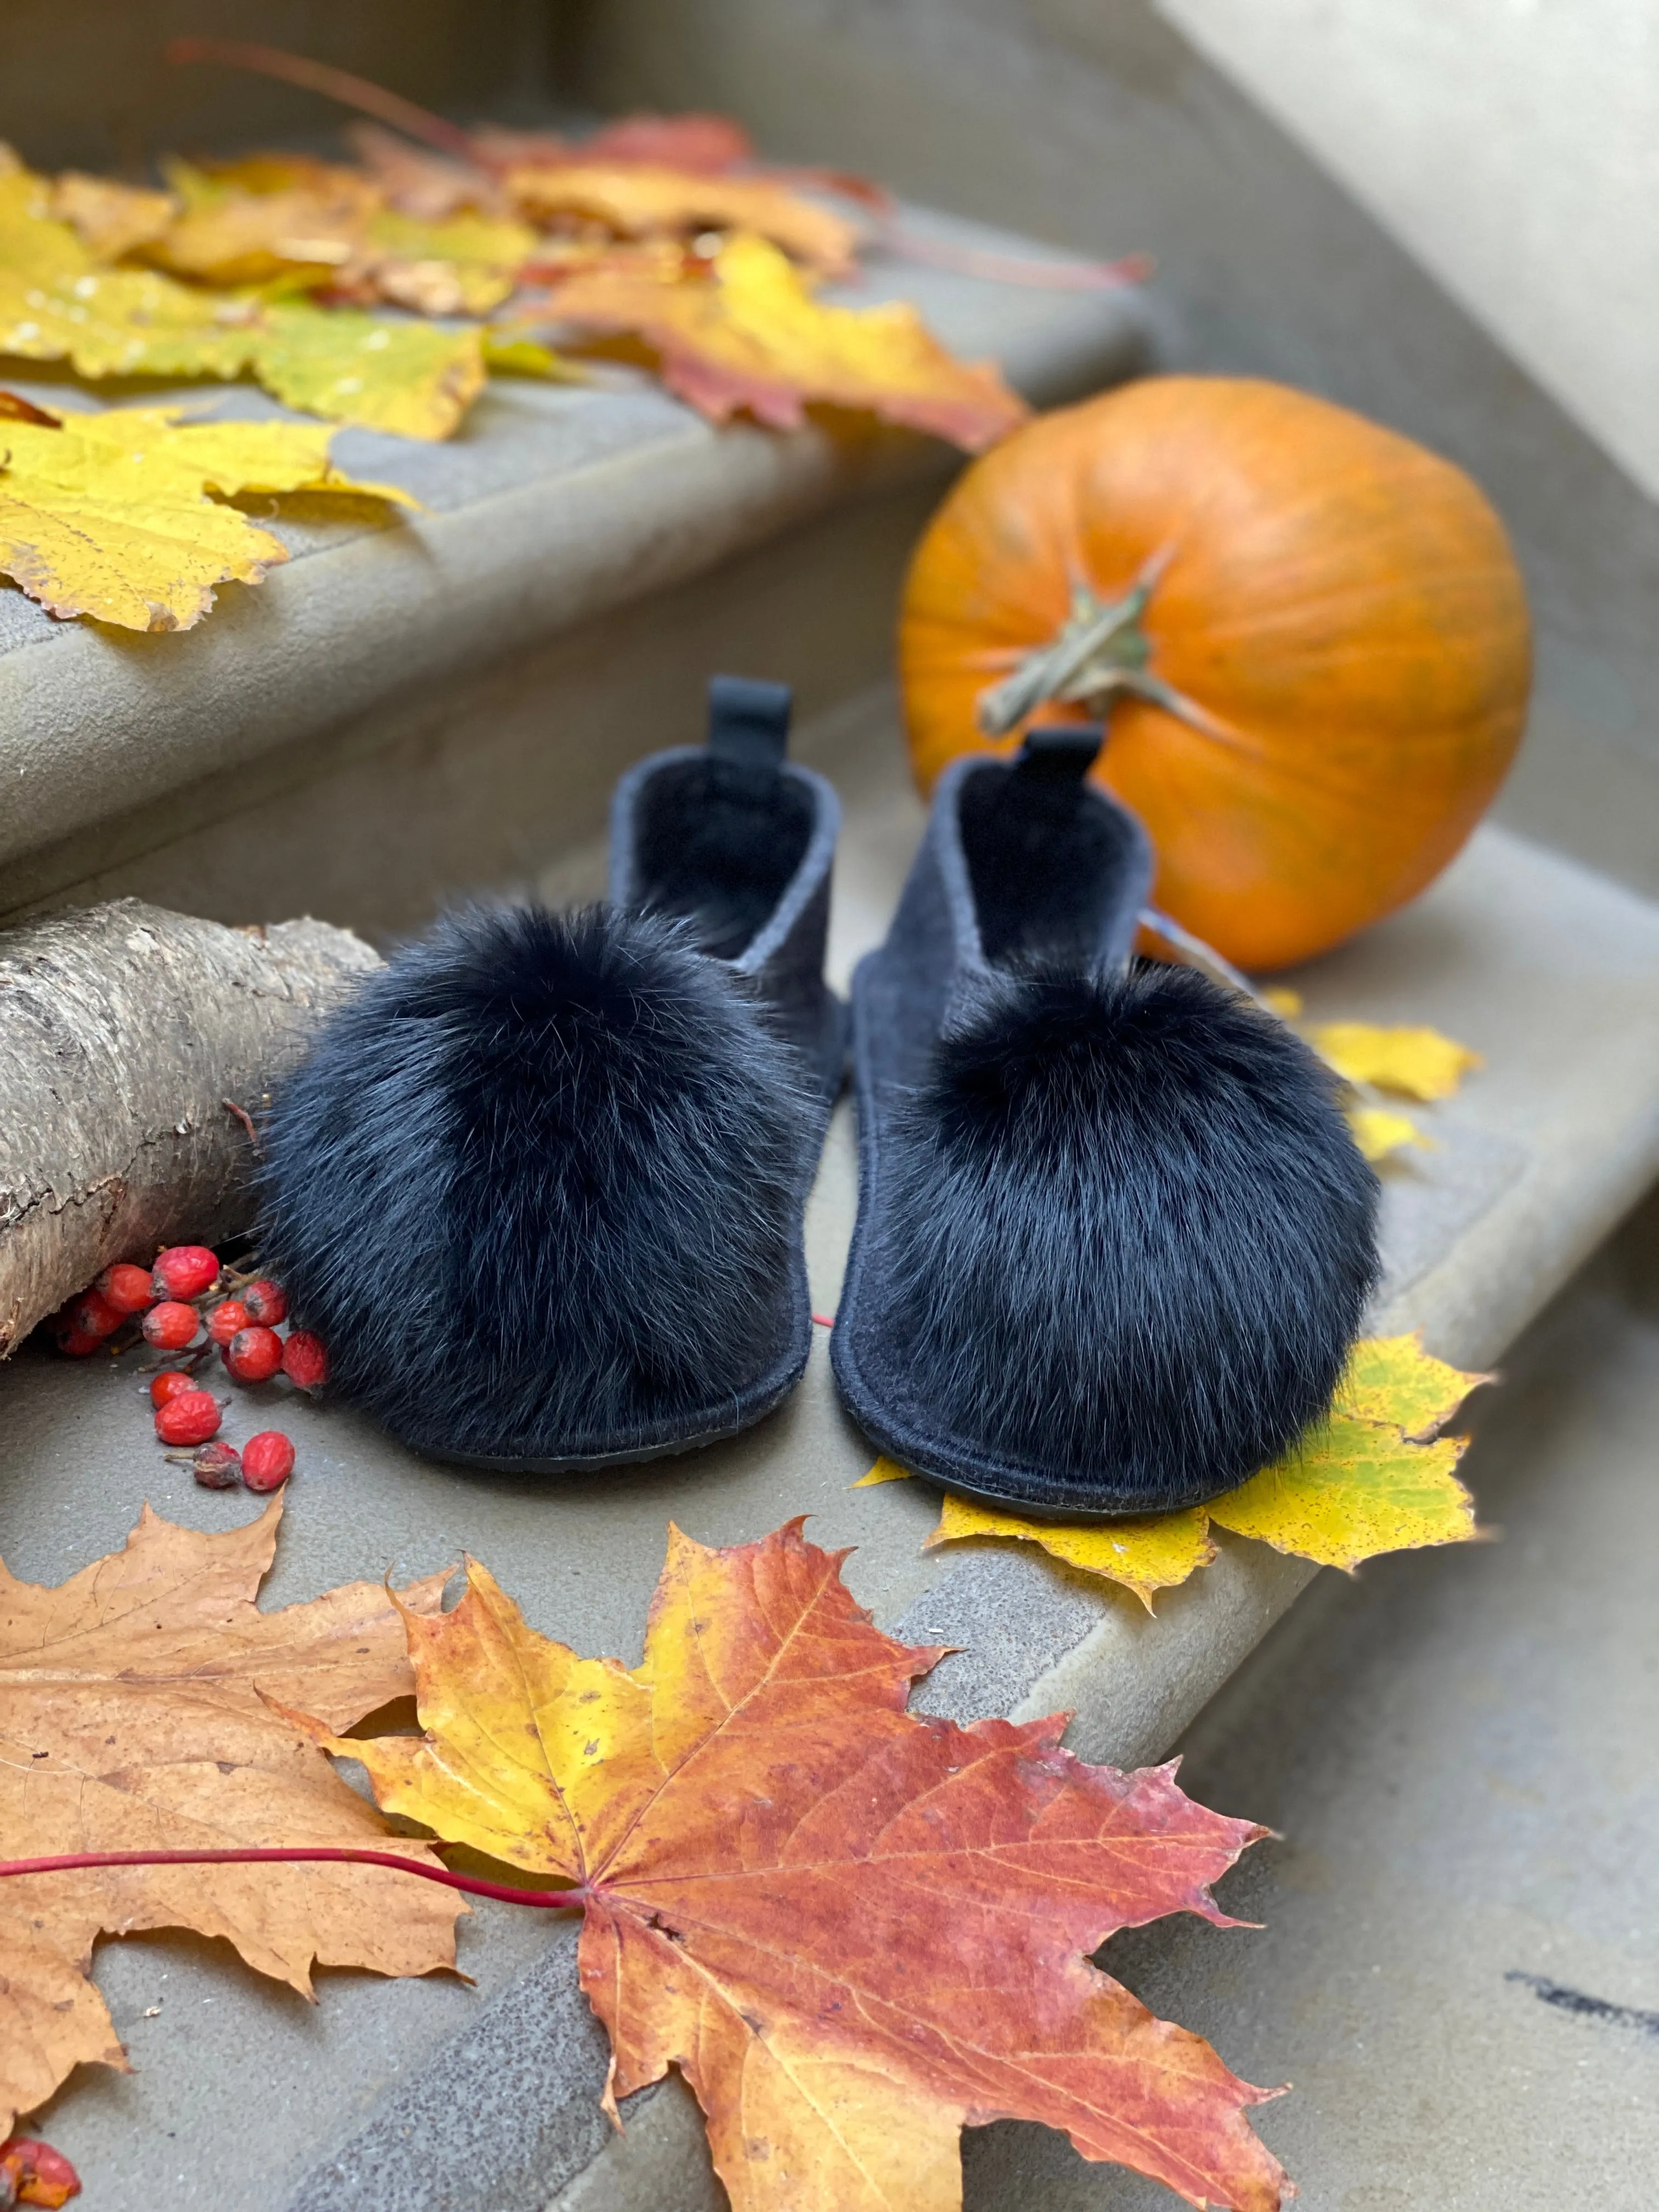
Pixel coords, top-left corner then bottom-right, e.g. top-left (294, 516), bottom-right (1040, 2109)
top-left (0, 1847), bottom-right (582, 1909)
top-left (163, 39), bottom-right (487, 168)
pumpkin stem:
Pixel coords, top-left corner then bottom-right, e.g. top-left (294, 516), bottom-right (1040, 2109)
top-left (975, 552), bottom-right (1226, 743)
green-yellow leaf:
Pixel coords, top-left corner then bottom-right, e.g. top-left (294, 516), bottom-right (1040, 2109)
top-left (921, 1493), bottom-right (1216, 1610)
top-left (1334, 1330), bottom-right (1492, 1440)
top-left (0, 405), bottom-right (410, 630)
top-left (1207, 1414), bottom-right (1478, 1571)
top-left (251, 304), bottom-right (484, 439)
top-left (481, 328), bottom-right (586, 381)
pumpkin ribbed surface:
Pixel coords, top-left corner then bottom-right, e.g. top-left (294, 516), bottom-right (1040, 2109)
top-left (899, 376), bottom-right (1532, 971)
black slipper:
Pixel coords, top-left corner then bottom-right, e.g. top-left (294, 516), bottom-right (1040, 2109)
top-left (261, 676), bottom-right (844, 1474)
top-left (831, 728), bottom-right (1380, 1520)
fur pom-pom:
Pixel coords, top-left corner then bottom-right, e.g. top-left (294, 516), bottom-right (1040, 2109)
top-left (259, 904), bottom-right (819, 1460)
top-left (882, 962), bottom-right (1380, 1507)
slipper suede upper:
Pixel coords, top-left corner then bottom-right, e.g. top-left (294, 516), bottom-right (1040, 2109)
top-left (831, 733), bottom-right (1381, 1519)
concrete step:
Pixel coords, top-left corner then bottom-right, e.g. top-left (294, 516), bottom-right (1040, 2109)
top-left (0, 206), bottom-right (1148, 936)
top-left (7, 684), bottom-right (1659, 2210)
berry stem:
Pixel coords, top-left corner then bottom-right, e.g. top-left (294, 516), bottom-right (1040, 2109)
top-left (0, 1846), bottom-right (583, 1909)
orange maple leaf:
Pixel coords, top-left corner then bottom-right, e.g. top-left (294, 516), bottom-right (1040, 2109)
top-left (0, 1500), bottom-right (462, 2136)
top-left (547, 231), bottom-right (1030, 453)
top-left (302, 1520), bottom-right (1289, 2212)
top-left (505, 160), bottom-right (860, 274)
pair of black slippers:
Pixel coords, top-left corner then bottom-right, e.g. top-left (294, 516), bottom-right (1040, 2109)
top-left (261, 678), bottom-right (1379, 1519)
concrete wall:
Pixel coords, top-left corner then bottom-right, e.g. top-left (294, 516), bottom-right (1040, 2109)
top-left (0, 0), bottom-right (551, 172)
top-left (1160, 0), bottom-right (1659, 506)
top-left (562, 0), bottom-right (1659, 900)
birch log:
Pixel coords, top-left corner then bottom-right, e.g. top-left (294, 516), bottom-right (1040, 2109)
top-left (0, 899), bottom-right (381, 1355)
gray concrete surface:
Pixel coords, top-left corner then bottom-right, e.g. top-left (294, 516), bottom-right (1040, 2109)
top-left (4, 688), bottom-right (1657, 2206)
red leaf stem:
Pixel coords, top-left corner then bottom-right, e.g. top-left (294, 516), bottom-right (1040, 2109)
top-left (0, 1847), bottom-right (580, 1909)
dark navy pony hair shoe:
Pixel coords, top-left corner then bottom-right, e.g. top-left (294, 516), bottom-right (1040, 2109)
top-left (259, 677), bottom-right (844, 1473)
top-left (831, 727), bottom-right (1380, 1519)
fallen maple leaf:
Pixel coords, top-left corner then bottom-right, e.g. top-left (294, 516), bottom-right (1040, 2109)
top-left (1308, 1022), bottom-right (1482, 1103)
top-left (143, 159), bottom-right (537, 318)
top-left (48, 172), bottom-right (177, 261)
top-left (1206, 1414), bottom-right (1476, 1571)
top-left (250, 303), bottom-right (486, 438)
top-left (299, 1522), bottom-right (1289, 2212)
top-left (895, 1335), bottom-right (1489, 1599)
top-left (1337, 1330), bottom-right (1495, 1440)
top-left (0, 404), bottom-right (414, 629)
top-left (1347, 1103), bottom-right (1428, 1163)
top-left (477, 113), bottom-right (757, 177)
top-left (548, 231), bottom-right (1029, 451)
top-left (925, 1496), bottom-right (1216, 1612)
top-left (505, 161), bottom-right (859, 275)
top-left (147, 163), bottom-right (379, 286)
top-left (0, 1499), bottom-right (462, 2138)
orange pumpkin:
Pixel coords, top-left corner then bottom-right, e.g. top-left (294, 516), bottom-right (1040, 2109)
top-left (899, 375), bottom-right (1532, 972)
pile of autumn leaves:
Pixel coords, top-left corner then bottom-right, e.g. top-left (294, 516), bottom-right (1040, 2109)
top-left (0, 116), bottom-right (1029, 631)
top-left (2, 1507), bottom-right (1289, 2212)
top-left (1, 1324), bottom-right (1493, 2211)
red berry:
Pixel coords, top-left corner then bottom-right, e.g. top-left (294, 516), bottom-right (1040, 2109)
top-left (151, 1245), bottom-right (219, 1301)
top-left (97, 1262), bottom-right (156, 1316)
top-left (53, 1328), bottom-right (104, 1358)
top-left (240, 1277), bottom-right (289, 1327)
top-left (66, 1290), bottom-right (123, 1341)
top-left (154, 1391), bottom-right (221, 1447)
top-left (207, 1299), bottom-right (251, 1347)
top-left (281, 1329), bottom-right (329, 1390)
top-left (149, 1370), bottom-right (196, 1408)
top-left (241, 1430), bottom-right (295, 1492)
top-left (224, 1325), bottom-right (283, 1384)
top-left (0, 2135), bottom-right (81, 2208)
top-left (142, 1301), bottom-right (200, 1351)
top-left (189, 1441), bottom-right (242, 1489)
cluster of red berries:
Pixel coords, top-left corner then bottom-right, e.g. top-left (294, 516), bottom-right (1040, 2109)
top-left (50, 1243), bottom-right (330, 1497)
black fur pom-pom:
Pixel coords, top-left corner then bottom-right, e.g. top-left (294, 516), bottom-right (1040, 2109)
top-left (882, 962), bottom-right (1381, 1507)
top-left (259, 904), bottom-right (819, 1461)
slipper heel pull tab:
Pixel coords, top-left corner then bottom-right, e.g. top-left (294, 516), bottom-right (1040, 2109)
top-left (1014, 723), bottom-right (1104, 798)
top-left (707, 674), bottom-right (793, 802)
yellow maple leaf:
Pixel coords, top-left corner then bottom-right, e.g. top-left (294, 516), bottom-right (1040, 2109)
top-left (922, 1494), bottom-right (1216, 1611)
top-left (852, 1455), bottom-right (913, 1487)
top-left (151, 177), bottom-right (376, 287)
top-left (859, 1334), bottom-right (1487, 1590)
top-left (550, 230), bottom-right (1029, 452)
top-left (1207, 1414), bottom-right (1479, 1572)
top-left (1346, 1102), bottom-right (1427, 1162)
top-left (1334, 1330), bottom-right (1492, 1440)
top-left (505, 161), bottom-right (860, 274)
top-left (0, 405), bottom-right (412, 630)
top-left (1309, 1021), bottom-right (1483, 1102)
